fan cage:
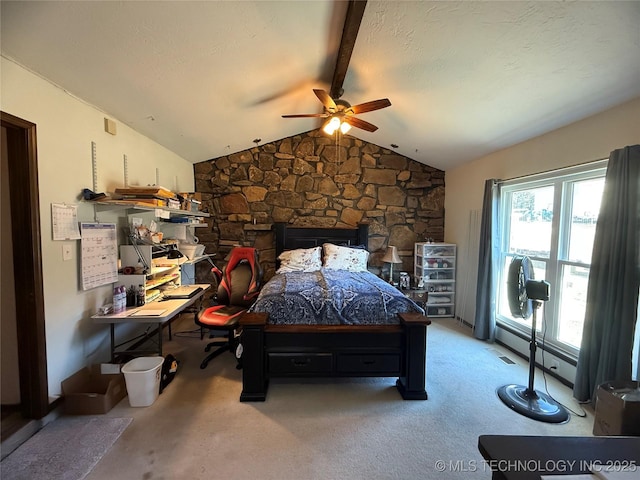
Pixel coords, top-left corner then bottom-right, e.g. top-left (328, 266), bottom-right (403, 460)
top-left (507, 255), bottom-right (534, 319)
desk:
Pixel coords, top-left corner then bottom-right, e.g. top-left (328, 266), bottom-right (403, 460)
top-left (478, 435), bottom-right (640, 479)
top-left (92, 284), bottom-right (209, 361)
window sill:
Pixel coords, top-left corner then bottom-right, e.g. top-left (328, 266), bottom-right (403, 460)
top-left (496, 320), bottom-right (578, 366)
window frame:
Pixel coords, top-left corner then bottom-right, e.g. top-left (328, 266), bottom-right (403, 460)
top-left (496, 160), bottom-right (608, 358)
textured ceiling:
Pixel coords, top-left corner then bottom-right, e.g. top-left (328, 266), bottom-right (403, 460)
top-left (2, 1), bottom-right (639, 171)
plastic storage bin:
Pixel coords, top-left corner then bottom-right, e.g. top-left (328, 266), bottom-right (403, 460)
top-left (121, 356), bottom-right (164, 407)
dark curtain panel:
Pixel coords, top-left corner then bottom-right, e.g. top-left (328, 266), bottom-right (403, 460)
top-left (574, 145), bottom-right (640, 402)
top-left (474, 179), bottom-right (500, 341)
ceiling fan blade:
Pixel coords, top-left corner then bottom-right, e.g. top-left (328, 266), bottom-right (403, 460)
top-left (282, 113), bottom-right (328, 118)
top-left (344, 116), bottom-right (378, 132)
top-left (349, 98), bottom-right (392, 114)
top-left (313, 89), bottom-right (337, 111)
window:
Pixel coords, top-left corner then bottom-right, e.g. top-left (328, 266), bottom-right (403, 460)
top-left (497, 161), bottom-right (607, 357)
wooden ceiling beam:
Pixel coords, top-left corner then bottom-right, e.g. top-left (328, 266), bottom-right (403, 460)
top-left (330, 0), bottom-right (367, 100)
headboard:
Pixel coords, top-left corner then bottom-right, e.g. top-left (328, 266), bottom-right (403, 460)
top-left (274, 223), bottom-right (369, 260)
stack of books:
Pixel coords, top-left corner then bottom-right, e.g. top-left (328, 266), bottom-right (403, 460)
top-left (113, 186), bottom-right (177, 208)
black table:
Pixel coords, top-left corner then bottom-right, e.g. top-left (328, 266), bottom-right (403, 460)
top-left (478, 435), bottom-right (640, 479)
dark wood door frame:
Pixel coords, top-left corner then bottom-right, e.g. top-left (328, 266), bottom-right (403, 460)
top-left (1, 111), bottom-right (49, 419)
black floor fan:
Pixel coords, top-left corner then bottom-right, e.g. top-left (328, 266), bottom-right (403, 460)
top-left (497, 255), bottom-right (569, 423)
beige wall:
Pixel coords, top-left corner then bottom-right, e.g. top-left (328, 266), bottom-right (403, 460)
top-left (1, 57), bottom-right (196, 398)
top-left (445, 96), bottom-right (640, 328)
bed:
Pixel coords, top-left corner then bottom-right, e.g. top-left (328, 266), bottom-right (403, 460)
top-left (238, 223), bottom-right (431, 401)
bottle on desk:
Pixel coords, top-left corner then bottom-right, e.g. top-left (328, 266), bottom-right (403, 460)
top-left (120, 286), bottom-right (128, 310)
top-left (112, 285), bottom-right (119, 312)
top-left (126, 285), bottom-right (136, 307)
top-left (136, 284), bottom-right (146, 306)
top-left (113, 285), bottom-right (126, 313)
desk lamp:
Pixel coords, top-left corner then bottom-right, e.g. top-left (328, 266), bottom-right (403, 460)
top-left (129, 233), bottom-right (151, 274)
top-left (382, 246), bottom-right (402, 284)
top-left (129, 234), bottom-right (184, 274)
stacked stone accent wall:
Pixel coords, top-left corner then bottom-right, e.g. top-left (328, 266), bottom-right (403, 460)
top-left (194, 129), bottom-right (444, 279)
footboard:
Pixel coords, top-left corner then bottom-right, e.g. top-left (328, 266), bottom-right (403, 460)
top-left (239, 312), bottom-right (430, 402)
top-left (238, 313), bottom-right (269, 402)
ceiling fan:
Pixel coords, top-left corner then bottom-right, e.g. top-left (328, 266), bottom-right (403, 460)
top-left (282, 88), bottom-right (391, 133)
top-left (280, 0), bottom-right (391, 135)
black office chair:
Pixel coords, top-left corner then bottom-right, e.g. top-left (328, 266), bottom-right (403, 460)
top-left (194, 247), bottom-right (263, 369)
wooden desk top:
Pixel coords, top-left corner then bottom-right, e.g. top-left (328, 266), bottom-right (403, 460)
top-left (478, 435), bottom-right (640, 480)
top-left (91, 284), bottom-right (209, 323)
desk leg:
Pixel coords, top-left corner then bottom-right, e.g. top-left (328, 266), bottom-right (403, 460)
top-left (158, 322), bottom-right (163, 357)
top-left (110, 323), bottom-right (116, 363)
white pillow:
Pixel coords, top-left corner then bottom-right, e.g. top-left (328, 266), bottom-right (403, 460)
top-left (322, 243), bottom-right (369, 272)
top-left (276, 246), bottom-right (322, 273)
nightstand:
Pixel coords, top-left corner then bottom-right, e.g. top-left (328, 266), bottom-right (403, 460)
top-left (404, 288), bottom-right (429, 309)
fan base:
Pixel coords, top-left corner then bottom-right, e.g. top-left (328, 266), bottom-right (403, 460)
top-left (497, 384), bottom-right (569, 424)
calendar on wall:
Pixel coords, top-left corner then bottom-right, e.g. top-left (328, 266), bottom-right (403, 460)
top-left (80, 222), bottom-right (118, 290)
top-left (51, 203), bottom-right (81, 240)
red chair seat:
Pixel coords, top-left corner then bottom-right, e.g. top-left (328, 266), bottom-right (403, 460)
top-left (196, 305), bottom-right (246, 328)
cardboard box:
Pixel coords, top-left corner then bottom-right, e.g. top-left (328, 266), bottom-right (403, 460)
top-left (593, 381), bottom-right (640, 436)
top-left (62, 364), bottom-right (126, 415)
top-left (178, 192), bottom-right (202, 211)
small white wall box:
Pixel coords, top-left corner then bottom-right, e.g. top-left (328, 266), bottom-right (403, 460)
top-left (104, 118), bottom-right (117, 135)
top-left (61, 364), bottom-right (126, 415)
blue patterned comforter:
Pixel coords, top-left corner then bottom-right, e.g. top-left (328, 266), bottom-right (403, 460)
top-left (249, 269), bottom-right (424, 325)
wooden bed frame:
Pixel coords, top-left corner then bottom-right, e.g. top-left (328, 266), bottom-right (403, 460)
top-left (239, 223), bottom-right (430, 401)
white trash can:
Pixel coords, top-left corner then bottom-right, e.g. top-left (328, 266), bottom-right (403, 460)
top-left (121, 356), bottom-right (164, 407)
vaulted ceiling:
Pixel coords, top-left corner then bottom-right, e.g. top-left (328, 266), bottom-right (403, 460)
top-left (2, 1), bottom-right (639, 171)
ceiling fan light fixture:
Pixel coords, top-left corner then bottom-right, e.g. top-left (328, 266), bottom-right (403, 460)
top-left (284, 89), bottom-right (390, 134)
top-left (323, 116), bottom-right (341, 135)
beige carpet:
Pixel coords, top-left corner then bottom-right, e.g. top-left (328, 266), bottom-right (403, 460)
top-left (83, 317), bottom-right (593, 480)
